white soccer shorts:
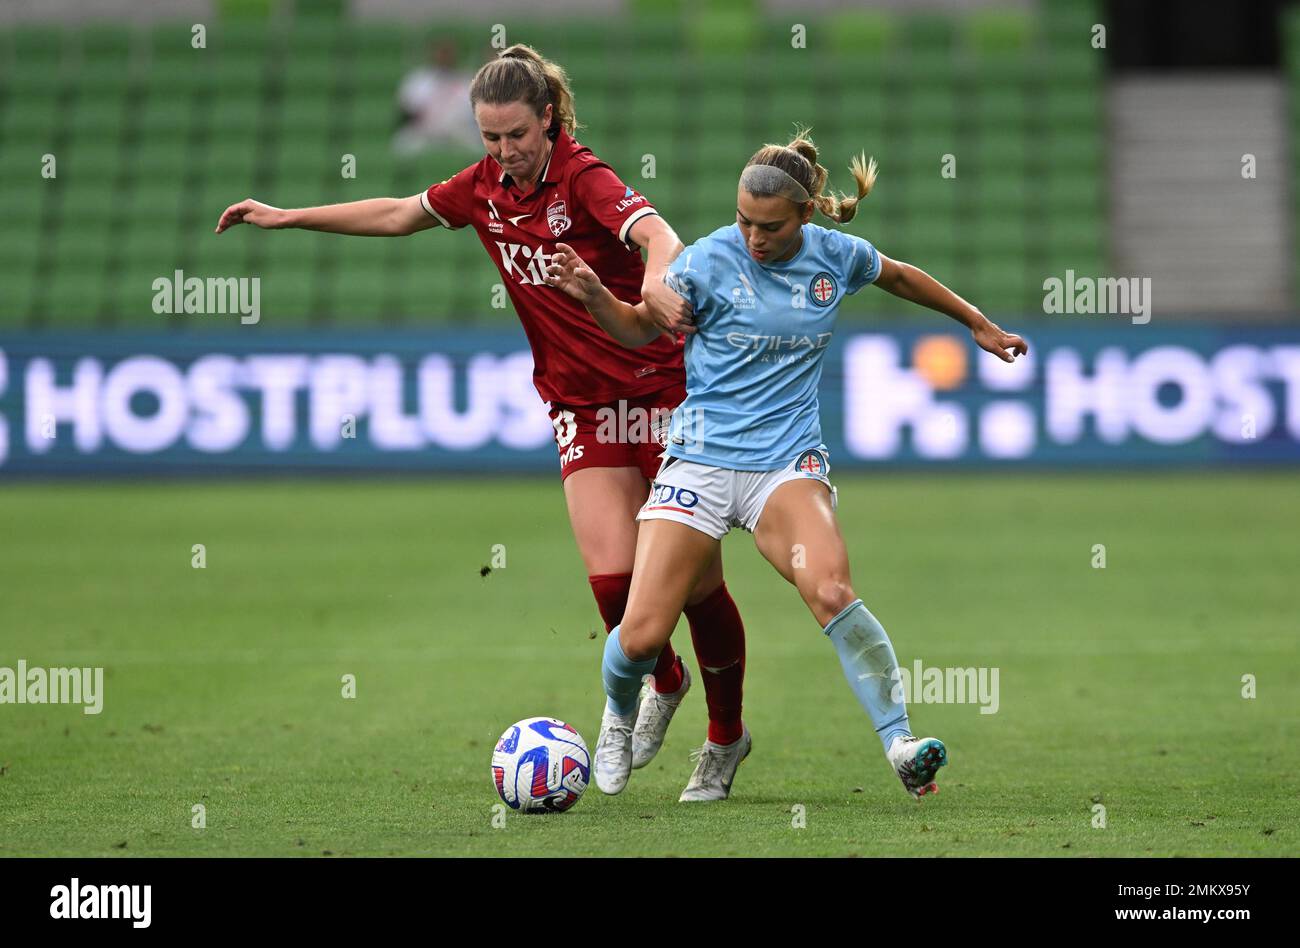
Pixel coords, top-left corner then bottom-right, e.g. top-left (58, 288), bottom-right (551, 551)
top-left (636, 446), bottom-right (837, 540)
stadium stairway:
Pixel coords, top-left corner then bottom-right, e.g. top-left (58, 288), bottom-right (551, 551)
top-left (1109, 75), bottom-right (1292, 316)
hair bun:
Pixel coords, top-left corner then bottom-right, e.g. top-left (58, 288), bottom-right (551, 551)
top-left (789, 138), bottom-right (819, 167)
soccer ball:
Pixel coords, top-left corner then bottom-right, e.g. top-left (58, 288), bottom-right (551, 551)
top-left (491, 716), bottom-right (590, 813)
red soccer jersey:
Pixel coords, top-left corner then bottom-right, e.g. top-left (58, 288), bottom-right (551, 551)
top-left (421, 128), bottom-right (686, 406)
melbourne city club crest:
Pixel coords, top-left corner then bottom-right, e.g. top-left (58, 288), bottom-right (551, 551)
top-left (810, 271), bottom-right (838, 307)
top-left (795, 449), bottom-right (828, 476)
top-left (547, 200), bottom-right (571, 236)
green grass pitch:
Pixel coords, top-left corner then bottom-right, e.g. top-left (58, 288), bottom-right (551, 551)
top-left (1, 472), bottom-right (1296, 857)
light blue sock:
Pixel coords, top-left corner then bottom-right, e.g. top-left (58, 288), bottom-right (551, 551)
top-left (823, 599), bottom-right (912, 752)
top-left (602, 625), bottom-right (659, 716)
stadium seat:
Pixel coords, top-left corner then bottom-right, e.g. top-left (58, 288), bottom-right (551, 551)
top-left (0, 5), bottom-right (1110, 327)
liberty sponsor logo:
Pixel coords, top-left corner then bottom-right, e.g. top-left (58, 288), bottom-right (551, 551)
top-left (547, 200), bottom-right (571, 237)
top-left (615, 186), bottom-right (645, 213)
top-left (0, 660), bottom-right (104, 714)
top-left (50, 878), bottom-right (151, 928)
top-left (731, 272), bottom-right (757, 310)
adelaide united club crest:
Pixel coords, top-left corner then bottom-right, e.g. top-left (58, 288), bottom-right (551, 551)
top-left (547, 200), bottom-right (571, 236)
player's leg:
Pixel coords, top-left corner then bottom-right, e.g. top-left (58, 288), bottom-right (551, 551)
top-left (670, 564), bottom-right (755, 803)
top-left (752, 477), bottom-right (945, 799)
top-left (682, 551), bottom-right (746, 743)
top-left (627, 397), bottom-right (748, 769)
top-left (631, 528), bottom-right (748, 770)
top-left (628, 456), bottom-right (754, 802)
top-left (594, 518), bottom-right (720, 793)
top-left (658, 548), bottom-right (753, 801)
top-left (562, 464), bottom-right (684, 694)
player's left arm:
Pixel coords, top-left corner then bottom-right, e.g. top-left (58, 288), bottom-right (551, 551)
top-left (570, 162), bottom-right (693, 338)
top-left (628, 215), bottom-right (695, 336)
top-left (874, 254), bottom-right (1028, 364)
top-left (544, 242), bottom-right (661, 348)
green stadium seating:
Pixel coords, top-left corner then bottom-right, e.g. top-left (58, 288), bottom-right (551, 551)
top-left (0, 4), bottom-right (1109, 327)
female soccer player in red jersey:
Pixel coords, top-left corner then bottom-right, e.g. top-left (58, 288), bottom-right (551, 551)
top-left (215, 45), bottom-right (749, 798)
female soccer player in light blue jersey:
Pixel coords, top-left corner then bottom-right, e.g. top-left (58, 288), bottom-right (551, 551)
top-left (545, 130), bottom-right (1028, 802)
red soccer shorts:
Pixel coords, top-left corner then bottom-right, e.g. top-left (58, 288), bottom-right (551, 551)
top-left (547, 384), bottom-right (687, 481)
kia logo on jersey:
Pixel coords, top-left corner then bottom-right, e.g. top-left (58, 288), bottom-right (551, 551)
top-left (547, 200), bottom-right (571, 236)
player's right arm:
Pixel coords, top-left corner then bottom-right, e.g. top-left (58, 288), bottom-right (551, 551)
top-left (214, 194), bottom-right (438, 236)
top-left (545, 242), bottom-right (660, 348)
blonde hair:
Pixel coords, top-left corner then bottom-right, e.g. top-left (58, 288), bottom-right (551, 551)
top-left (745, 126), bottom-right (876, 223)
top-left (469, 44), bottom-right (580, 137)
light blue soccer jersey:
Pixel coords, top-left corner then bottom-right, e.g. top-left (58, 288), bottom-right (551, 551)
top-left (662, 222), bottom-right (882, 470)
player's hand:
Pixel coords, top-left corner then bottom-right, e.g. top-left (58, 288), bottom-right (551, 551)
top-left (971, 316), bottom-right (1028, 363)
top-left (215, 199), bottom-right (289, 233)
top-left (640, 275), bottom-right (696, 337)
top-left (544, 243), bottom-right (602, 304)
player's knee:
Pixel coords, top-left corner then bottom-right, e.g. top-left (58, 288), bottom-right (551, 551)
top-left (810, 578), bottom-right (856, 625)
top-left (618, 615), bottom-right (668, 662)
top-left (685, 573), bottom-right (723, 607)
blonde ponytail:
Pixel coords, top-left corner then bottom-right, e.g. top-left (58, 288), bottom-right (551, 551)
top-left (745, 126), bottom-right (876, 224)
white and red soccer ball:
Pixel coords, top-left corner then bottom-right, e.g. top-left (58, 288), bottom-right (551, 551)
top-left (491, 717), bottom-right (590, 814)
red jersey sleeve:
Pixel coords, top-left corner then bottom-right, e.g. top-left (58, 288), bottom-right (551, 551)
top-left (570, 162), bottom-right (660, 250)
top-left (421, 164), bottom-right (477, 229)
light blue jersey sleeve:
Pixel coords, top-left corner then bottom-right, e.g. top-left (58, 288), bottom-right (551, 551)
top-left (824, 228), bottom-right (883, 295)
top-left (663, 239), bottom-right (717, 322)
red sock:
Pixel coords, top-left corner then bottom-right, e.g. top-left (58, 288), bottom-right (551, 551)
top-left (685, 582), bottom-right (746, 745)
top-left (588, 572), bottom-right (682, 693)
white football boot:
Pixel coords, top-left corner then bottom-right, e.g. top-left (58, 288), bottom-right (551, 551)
top-left (631, 664), bottom-right (692, 769)
top-left (678, 726), bottom-right (752, 802)
top-left (593, 703), bottom-right (636, 794)
top-left (886, 735), bottom-right (947, 799)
